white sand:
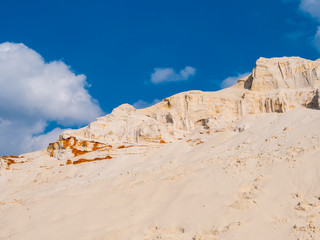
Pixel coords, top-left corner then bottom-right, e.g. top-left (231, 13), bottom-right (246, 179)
top-left (1, 108), bottom-right (320, 240)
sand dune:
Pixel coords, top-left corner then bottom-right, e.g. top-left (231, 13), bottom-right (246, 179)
top-left (1, 57), bottom-right (320, 239)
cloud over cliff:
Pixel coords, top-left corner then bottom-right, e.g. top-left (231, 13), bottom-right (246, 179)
top-left (150, 66), bottom-right (196, 84)
top-left (0, 42), bottom-right (103, 155)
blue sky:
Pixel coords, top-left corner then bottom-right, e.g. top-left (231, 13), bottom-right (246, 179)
top-left (0, 0), bottom-right (319, 155)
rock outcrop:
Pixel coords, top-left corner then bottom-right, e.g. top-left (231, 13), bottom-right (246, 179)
top-left (250, 57), bottom-right (320, 91)
top-left (49, 57), bottom-right (320, 160)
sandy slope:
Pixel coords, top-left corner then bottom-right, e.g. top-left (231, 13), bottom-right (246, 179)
top-left (0, 108), bottom-right (319, 240)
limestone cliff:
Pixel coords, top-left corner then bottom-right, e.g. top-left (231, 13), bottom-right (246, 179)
top-left (48, 57), bottom-right (320, 160)
top-left (251, 57), bottom-right (320, 91)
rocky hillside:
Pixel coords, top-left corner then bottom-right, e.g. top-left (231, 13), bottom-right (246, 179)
top-left (0, 56), bottom-right (320, 240)
top-left (48, 57), bottom-right (319, 162)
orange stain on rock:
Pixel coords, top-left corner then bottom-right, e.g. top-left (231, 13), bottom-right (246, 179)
top-left (1, 155), bottom-right (24, 169)
top-left (71, 155), bottom-right (113, 165)
top-left (48, 136), bottom-right (107, 158)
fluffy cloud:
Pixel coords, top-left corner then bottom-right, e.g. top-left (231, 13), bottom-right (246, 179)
top-left (300, 0), bottom-right (320, 20)
top-left (0, 118), bottom-right (65, 155)
top-left (150, 66), bottom-right (196, 84)
top-left (298, 0), bottom-right (320, 51)
top-left (0, 42), bottom-right (102, 125)
top-left (220, 72), bottom-right (251, 89)
top-left (132, 99), bottom-right (161, 109)
top-left (0, 42), bottom-right (103, 155)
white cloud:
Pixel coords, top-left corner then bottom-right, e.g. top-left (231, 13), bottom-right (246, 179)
top-left (297, 0), bottom-right (320, 51)
top-left (0, 118), bottom-right (64, 155)
top-left (314, 26), bottom-right (320, 50)
top-left (300, 0), bottom-right (320, 20)
top-left (0, 42), bottom-right (103, 155)
top-left (220, 72), bottom-right (251, 89)
top-left (132, 99), bottom-right (161, 109)
top-left (150, 66), bottom-right (196, 84)
top-left (0, 42), bottom-right (102, 125)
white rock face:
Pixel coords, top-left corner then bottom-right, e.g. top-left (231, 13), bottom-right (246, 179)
top-left (251, 57), bottom-right (320, 91)
top-left (49, 57), bottom-right (320, 160)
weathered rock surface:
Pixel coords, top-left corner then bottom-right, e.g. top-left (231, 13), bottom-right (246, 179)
top-left (50, 57), bottom-right (320, 160)
top-left (250, 57), bottom-right (320, 91)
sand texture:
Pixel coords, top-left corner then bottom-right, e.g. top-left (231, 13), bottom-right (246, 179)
top-left (1, 56), bottom-right (320, 240)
